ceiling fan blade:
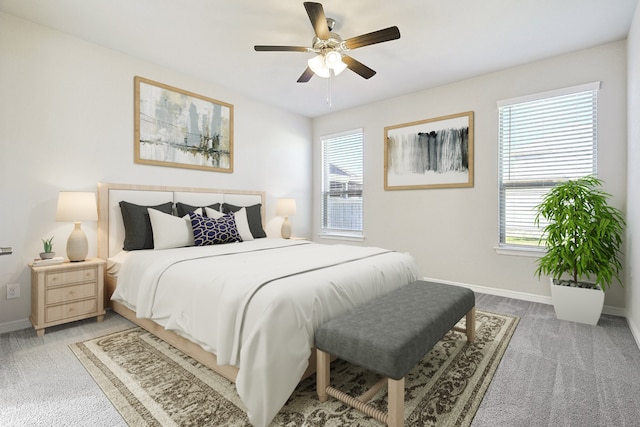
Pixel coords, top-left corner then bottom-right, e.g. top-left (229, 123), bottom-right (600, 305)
top-left (297, 67), bottom-right (315, 83)
top-left (342, 56), bottom-right (376, 79)
top-left (344, 26), bottom-right (401, 50)
top-left (304, 2), bottom-right (330, 40)
top-left (254, 45), bottom-right (310, 52)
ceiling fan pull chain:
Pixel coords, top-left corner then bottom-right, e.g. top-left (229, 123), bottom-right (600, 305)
top-left (327, 74), bottom-right (332, 108)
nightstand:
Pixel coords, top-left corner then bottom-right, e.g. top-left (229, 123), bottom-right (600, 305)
top-left (29, 257), bottom-right (106, 337)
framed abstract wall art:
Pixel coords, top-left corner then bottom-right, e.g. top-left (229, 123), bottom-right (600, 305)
top-left (134, 76), bottom-right (234, 173)
top-left (384, 111), bottom-right (474, 190)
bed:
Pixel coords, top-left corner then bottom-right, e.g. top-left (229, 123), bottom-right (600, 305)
top-left (97, 182), bottom-right (421, 426)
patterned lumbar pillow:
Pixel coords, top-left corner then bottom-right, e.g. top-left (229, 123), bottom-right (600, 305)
top-left (189, 212), bottom-right (242, 245)
top-left (206, 206), bottom-right (253, 242)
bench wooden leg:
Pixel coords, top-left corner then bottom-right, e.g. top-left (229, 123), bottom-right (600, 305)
top-left (318, 350), bottom-right (404, 427)
top-left (317, 349), bottom-right (330, 402)
top-left (388, 377), bottom-right (404, 427)
top-left (466, 307), bottom-right (476, 342)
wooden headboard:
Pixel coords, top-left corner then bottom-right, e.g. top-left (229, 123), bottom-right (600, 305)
top-left (97, 182), bottom-right (266, 259)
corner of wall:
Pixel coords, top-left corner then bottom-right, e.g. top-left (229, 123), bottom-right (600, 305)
top-left (626, 1), bottom-right (640, 350)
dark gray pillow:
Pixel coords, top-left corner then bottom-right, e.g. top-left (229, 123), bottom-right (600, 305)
top-left (222, 203), bottom-right (266, 238)
top-left (175, 202), bottom-right (221, 217)
top-left (120, 201), bottom-right (173, 250)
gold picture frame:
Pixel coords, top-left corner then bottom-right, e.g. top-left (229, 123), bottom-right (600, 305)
top-left (134, 76), bottom-right (233, 173)
top-left (384, 111), bottom-right (474, 190)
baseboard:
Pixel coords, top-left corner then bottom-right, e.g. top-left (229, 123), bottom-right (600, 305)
top-left (422, 276), bottom-right (626, 317)
top-left (628, 317), bottom-right (640, 350)
top-left (0, 318), bottom-right (31, 335)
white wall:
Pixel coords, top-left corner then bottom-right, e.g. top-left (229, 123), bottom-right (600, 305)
top-left (626, 4), bottom-right (640, 343)
top-left (312, 41), bottom-right (628, 311)
top-left (0, 13), bottom-right (312, 330)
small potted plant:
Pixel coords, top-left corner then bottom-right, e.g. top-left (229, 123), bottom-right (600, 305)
top-left (40, 236), bottom-right (55, 259)
top-left (534, 176), bottom-right (625, 325)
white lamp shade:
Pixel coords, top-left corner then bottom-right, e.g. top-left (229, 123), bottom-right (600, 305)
top-left (308, 55), bottom-right (330, 78)
top-left (325, 51), bottom-right (341, 67)
top-left (56, 192), bottom-right (98, 222)
top-left (331, 58), bottom-right (348, 76)
top-left (276, 198), bottom-right (297, 217)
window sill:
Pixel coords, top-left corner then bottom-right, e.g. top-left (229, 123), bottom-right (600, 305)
top-left (318, 233), bottom-right (365, 242)
top-left (494, 245), bottom-right (545, 258)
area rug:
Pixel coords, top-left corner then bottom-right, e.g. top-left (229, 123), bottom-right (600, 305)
top-left (70, 310), bottom-right (518, 426)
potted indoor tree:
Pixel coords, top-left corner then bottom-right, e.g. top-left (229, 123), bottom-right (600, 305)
top-left (534, 176), bottom-right (625, 325)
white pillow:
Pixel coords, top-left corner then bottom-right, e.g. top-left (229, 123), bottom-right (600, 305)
top-left (148, 207), bottom-right (202, 249)
top-left (206, 206), bottom-right (253, 241)
top-left (234, 207), bottom-right (254, 241)
top-left (204, 206), bottom-right (224, 219)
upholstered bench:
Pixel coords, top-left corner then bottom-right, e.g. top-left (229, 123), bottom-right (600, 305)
top-left (314, 280), bottom-right (476, 427)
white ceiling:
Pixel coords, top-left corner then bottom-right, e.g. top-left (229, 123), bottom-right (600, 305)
top-left (1, 0), bottom-right (637, 118)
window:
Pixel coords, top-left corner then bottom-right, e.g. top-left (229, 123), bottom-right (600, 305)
top-left (498, 82), bottom-right (599, 248)
top-left (321, 129), bottom-right (364, 238)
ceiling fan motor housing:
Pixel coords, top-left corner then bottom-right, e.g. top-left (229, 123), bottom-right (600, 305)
top-left (312, 33), bottom-right (346, 54)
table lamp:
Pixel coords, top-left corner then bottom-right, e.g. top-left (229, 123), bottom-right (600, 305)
top-left (56, 191), bottom-right (98, 262)
top-left (276, 198), bottom-right (296, 239)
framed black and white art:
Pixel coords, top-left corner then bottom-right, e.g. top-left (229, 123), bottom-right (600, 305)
top-left (384, 111), bottom-right (474, 190)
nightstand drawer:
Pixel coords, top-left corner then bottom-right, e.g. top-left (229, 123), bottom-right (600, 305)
top-left (46, 282), bottom-right (96, 305)
top-left (45, 299), bottom-right (97, 323)
top-left (46, 268), bottom-right (96, 287)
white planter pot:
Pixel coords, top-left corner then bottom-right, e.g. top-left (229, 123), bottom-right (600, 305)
top-left (550, 278), bottom-right (604, 325)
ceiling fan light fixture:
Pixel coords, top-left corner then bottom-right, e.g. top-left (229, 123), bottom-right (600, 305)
top-left (308, 54), bottom-right (330, 78)
top-left (331, 57), bottom-right (347, 76)
top-left (325, 50), bottom-right (342, 67)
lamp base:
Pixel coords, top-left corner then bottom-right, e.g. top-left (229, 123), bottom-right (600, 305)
top-left (67, 222), bottom-right (88, 262)
top-left (281, 217), bottom-right (292, 239)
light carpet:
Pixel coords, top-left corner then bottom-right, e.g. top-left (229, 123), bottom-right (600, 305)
top-left (69, 310), bottom-right (518, 426)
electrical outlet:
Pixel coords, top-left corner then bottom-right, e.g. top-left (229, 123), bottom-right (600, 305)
top-left (7, 283), bottom-right (19, 299)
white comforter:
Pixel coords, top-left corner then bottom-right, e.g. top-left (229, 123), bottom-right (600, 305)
top-left (111, 239), bottom-right (421, 426)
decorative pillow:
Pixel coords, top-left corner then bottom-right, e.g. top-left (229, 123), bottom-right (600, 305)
top-left (148, 208), bottom-right (202, 250)
top-left (222, 203), bottom-right (266, 238)
top-left (233, 207), bottom-right (254, 242)
top-left (209, 206), bottom-right (252, 241)
top-left (176, 202), bottom-right (221, 218)
top-left (189, 212), bottom-right (242, 245)
top-left (120, 201), bottom-right (173, 250)
top-left (204, 206), bottom-right (224, 219)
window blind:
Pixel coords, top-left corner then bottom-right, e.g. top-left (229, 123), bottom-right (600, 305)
top-left (498, 82), bottom-right (598, 247)
top-left (321, 129), bottom-right (364, 236)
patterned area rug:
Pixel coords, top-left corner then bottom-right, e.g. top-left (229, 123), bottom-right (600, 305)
top-left (70, 310), bottom-right (518, 426)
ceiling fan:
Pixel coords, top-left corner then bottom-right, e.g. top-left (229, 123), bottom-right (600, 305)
top-left (254, 2), bottom-right (400, 83)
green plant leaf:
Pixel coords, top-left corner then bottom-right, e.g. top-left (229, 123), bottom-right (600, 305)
top-left (533, 176), bottom-right (624, 291)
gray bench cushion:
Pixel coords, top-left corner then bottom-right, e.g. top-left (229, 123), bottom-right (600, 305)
top-left (315, 280), bottom-right (475, 380)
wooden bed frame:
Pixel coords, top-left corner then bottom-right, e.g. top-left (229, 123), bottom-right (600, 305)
top-left (97, 182), bottom-right (321, 383)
